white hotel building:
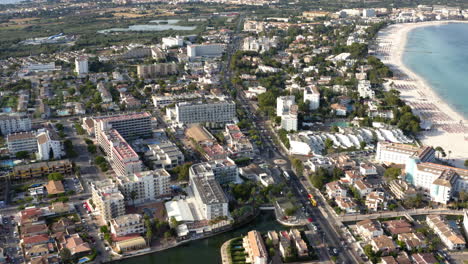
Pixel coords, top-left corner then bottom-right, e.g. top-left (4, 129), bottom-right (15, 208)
top-left (375, 142), bottom-right (435, 165)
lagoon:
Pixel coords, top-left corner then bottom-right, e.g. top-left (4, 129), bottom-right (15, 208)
top-left (98, 19), bottom-right (196, 33)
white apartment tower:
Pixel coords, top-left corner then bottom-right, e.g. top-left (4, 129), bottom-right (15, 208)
top-left (91, 179), bottom-right (126, 221)
top-left (116, 169), bottom-right (171, 205)
top-left (75, 56), bottom-right (89, 75)
top-left (174, 99), bottom-right (236, 125)
top-left (304, 86), bottom-right (320, 110)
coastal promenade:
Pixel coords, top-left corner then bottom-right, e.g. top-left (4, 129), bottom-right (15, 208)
top-left (338, 208), bottom-right (465, 222)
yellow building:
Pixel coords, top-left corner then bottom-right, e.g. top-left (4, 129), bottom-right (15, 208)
top-left (303, 11), bottom-right (331, 19)
top-left (115, 236), bottom-right (147, 253)
top-left (10, 160), bottom-right (72, 179)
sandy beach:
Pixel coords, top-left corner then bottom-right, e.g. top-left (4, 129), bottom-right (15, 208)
top-left (374, 21), bottom-right (468, 167)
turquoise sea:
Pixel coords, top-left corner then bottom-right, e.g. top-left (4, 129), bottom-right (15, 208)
top-left (403, 23), bottom-right (468, 119)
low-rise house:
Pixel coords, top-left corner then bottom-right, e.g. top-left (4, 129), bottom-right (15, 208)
top-left (325, 181), bottom-right (347, 198)
top-left (359, 163), bottom-right (377, 176)
top-left (335, 197), bottom-right (358, 214)
top-left (355, 219), bottom-right (383, 241)
top-left (44, 180), bottom-right (65, 196)
top-left (411, 253), bottom-right (438, 264)
top-left (365, 191), bottom-right (387, 212)
top-left (396, 252), bottom-right (412, 264)
top-left (380, 256), bottom-right (398, 264)
top-left (397, 233), bottom-right (427, 251)
top-left (353, 180), bottom-right (373, 197)
top-left (383, 220), bottom-right (414, 235)
top-left (64, 234), bottom-right (91, 257)
top-left (25, 244), bottom-right (49, 258)
top-left (370, 235), bottom-right (397, 254)
top-left (341, 170), bottom-right (363, 185)
top-left (426, 215), bottom-right (466, 250)
top-left (21, 224), bottom-right (48, 237)
top-left (22, 234), bottom-right (50, 249)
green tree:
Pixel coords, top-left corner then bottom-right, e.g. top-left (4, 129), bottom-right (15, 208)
top-left (48, 172), bottom-right (64, 181)
top-left (464, 160), bottom-right (468, 167)
top-left (59, 248), bottom-right (73, 264)
top-left (384, 167), bottom-right (401, 181)
top-left (170, 216), bottom-right (179, 227)
top-left (95, 156), bottom-right (106, 165)
top-left (15, 151), bottom-right (29, 159)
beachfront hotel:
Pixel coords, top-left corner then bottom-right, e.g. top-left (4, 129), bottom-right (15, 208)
top-left (406, 162), bottom-right (468, 204)
top-left (375, 142), bottom-right (435, 165)
top-left (90, 179), bottom-right (126, 221)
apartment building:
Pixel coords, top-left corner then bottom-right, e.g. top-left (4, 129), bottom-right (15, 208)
top-left (99, 129), bottom-right (142, 177)
top-left (189, 159), bottom-right (238, 185)
top-left (75, 56), bottom-right (88, 75)
top-left (388, 180), bottom-right (417, 200)
top-left (0, 113), bottom-right (32, 135)
top-left (151, 93), bottom-right (201, 108)
top-left (7, 132), bottom-right (38, 154)
top-left (303, 86), bottom-right (320, 110)
top-left (110, 214), bottom-right (145, 236)
top-left (94, 112), bottom-right (152, 141)
top-left (224, 124), bottom-right (254, 158)
top-left (162, 36), bottom-right (184, 49)
top-left (116, 169), bottom-right (171, 205)
top-left (242, 230), bottom-right (268, 264)
top-left (187, 44), bottom-right (226, 59)
top-left (36, 129), bottom-right (63, 160)
top-left (276, 96), bottom-right (298, 131)
top-left (10, 160), bottom-right (72, 179)
top-left (174, 99), bottom-right (236, 125)
top-left (145, 141), bottom-right (184, 170)
top-left (91, 179), bottom-right (126, 221)
top-left (137, 63), bottom-right (178, 79)
top-left (190, 176), bottom-right (228, 220)
top-left (426, 215), bottom-right (466, 250)
top-left (375, 142), bottom-right (435, 165)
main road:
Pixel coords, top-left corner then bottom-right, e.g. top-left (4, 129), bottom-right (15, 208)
top-left (219, 13), bottom-right (363, 264)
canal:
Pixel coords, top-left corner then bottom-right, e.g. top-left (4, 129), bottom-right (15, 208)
top-left (116, 211), bottom-right (284, 264)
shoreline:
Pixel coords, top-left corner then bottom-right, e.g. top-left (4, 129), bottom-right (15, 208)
top-left (375, 20), bottom-right (468, 167)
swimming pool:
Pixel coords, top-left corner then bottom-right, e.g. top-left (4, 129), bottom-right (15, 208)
top-left (330, 121), bottom-right (350, 128)
top-left (78, 257), bottom-right (90, 264)
top-left (0, 160), bottom-right (15, 167)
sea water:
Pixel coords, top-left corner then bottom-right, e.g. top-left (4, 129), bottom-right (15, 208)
top-left (403, 23), bottom-right (468, 119)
